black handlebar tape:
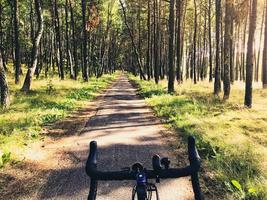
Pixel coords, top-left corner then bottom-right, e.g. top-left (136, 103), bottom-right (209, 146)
top-left (85, 137), bottom-right (201, 181)
top-left (188, 136), bottom-right (201, 171)
top-left (86, 141), bottom-right (98, 176)
top-left (152, 155), bottom-right (162, 172)
top-left (188, 136), bottom-right (203, 200)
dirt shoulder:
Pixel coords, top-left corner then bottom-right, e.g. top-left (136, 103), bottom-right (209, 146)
top-left (0, 83), bottom-right (113, 200)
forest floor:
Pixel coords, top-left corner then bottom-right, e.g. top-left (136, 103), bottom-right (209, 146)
top-left (129, 74), bottom-right (267, 200)
top-left (0, 72), bottom-right (118, 199)
top-left (0, 74), bottom-right (197, 200)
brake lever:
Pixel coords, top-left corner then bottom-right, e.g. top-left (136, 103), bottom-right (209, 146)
top-left (161, 157), bottom-right (171, 169)
top-left (152, 155), bottom-right (162, 183)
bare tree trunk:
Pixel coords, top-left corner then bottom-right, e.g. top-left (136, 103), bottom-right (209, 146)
top-left (168, 0), bottom-right (175, 93)
top-left (21, 0), bottom-right (44, 92)
top-left (0, 50), bottom-right (9, 109)
top-left (241, 15), bottom-right (248, 81)
top-left (245, 0), bottom-right (257, 107)
top-left (208, 0), bottom-right (213, 82)
top-left (146, 0), bottom-right (151, 80)
top-left (153, 0), bottom-right (159, 83)
top-left (176, 0), bottom-right (182, 83)
top-left (69, 1), bottom-right (78, 80)
top-left (214, 0), bottom-right (221, 95)
top-left (0, 4), bottom-right (7, 72)
top-left (193, 0), bottom-right (197, 84)
top-left (262, 0), bottom-right (267, 88)
top-left (53, 0), bottom-right (64, 80)
top-left (65, 0), bottom-right (74, 79)
top-left (13, 0), bottom-right (21, 84)
top-left (223, 0), bottom-right (232, 100)
top-left (255, 2), bottom-right (265, 82)
top-left (229, 7), bottom-right (235, 84)
top-left (81, 0), bottom-right (88, 81)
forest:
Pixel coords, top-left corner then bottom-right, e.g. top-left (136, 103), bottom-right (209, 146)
top-left (0, 0), bottom-right (266, 199)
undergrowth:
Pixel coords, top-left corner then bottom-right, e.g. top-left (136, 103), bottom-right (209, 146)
top-left (0, 72), bottom-right (119, 169)
top-left (129, 74), bottom-right (267, 200)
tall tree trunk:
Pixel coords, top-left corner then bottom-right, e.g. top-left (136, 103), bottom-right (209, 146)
top-left (69, 1), bottom-right (78, 80)
top-left (65, 0), bottom-right (74, 79)
top-left (54, 0), bottom-right (64, 80)
top-left (146, 0), bottom-right (151, 80)
top-left (13, 0), bottom-right (21, 84)
top-left (235, 24), bottom-right (240, 81)
top-left (262, 0), bottom-right (267, 88)
top-left (245, 0), bottom-right (257, 107)
top-left (220, 13), bottom-right (224, 81)
top-left (153, 0), bottom-right (159, 84)
top-left (223, 0), bottom-right (232, 100)
top-left (208, 0), bottom-right (213, 82)
top-left (21, 0), bottom-right (44, 92)
top-left (214, 0), bottom-right (221, 95)
top-left (255, 3), bottom-right (265, 82)
top-left (0, 4), bottom-right (6, 71)
top-left (241, 15), bottom-right (248, 81)
top-left (82, 0), bottom-right (88, 81)
top-left (176, 0), bottom-right (182, 83)
top-left (0, 50), bottom-right (9, 109)
top-left (168, 0), bottom-right (175, 93)
top-left (193, 0), bottom-right (197, 84)
top-left (229, 7), bottom-right (235, 84)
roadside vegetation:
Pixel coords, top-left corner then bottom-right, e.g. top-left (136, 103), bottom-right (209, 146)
top-left (129, 74), bottom-right (267, 200)
top-left (0, 71), bottom-right (119, 169)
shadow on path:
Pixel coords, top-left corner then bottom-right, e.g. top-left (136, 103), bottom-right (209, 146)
top-left (38, 75), bottom-right (193, 200)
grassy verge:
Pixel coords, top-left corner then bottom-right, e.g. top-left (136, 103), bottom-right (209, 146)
top-left (0, 72), bottom-right (119, 168)
top-left (129, 74), bottom-right (267, 200)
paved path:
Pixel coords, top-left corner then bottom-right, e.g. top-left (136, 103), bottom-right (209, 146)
top-left (39, 75), bottom-right (193, 200)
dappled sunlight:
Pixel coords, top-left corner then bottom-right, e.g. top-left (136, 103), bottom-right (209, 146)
top-left (129, 74), bottom-right (267, 199)
top-left (33, 75), bottom-right (195, 200)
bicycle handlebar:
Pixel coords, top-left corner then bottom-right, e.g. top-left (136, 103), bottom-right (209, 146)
top-left (85, 136), bottom-right (201, 181)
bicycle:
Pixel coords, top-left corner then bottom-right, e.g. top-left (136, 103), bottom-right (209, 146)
top-left (85, 136), bottom-right (203, 200)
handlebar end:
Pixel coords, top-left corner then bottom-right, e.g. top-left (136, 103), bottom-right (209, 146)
top-left (86, 141), bottom-right (98, 177)
top-left (90, 141), bottom-right (97, 152)
top-left (188, 136), bottom-right (201, 170)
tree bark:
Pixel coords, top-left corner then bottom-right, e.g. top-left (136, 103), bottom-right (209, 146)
top-left (69, 1), bottom-right (78, 80)
top-left (214, 0), bottom-right (221, 95)
top-left (245, 0), bottom-right (257, 107)
top-left (54, 0), bottom-right (64, 80)
top-left (65, 0), bottom-right (74, 79)
top-left (208, 0), bottom-right (213, 82)
top-left (229, 6), bottom-right (235, 84)
top-left (193, 0), bottom-right (197, 84)
top-left (176, 0), bottom-right (182, 83)
top-left (223, 0), bottom-right (232, 100)
top-left (21, 0), bottom-right (44, 92)
top-left (153, 0), bottom-right (159, 84)
top-left (168, 0), bottom-right (175, 93)
top-left (262, 0), bottom-right (267, 88)
top-left (146, 0), bottom-right (151, 80)
top-left (82, 0), bottom-right (89, 81)
top-left (13, 0), bottom-right (21, 84)
top-left (255, 3), bottom-right (265, 82)
top-left (0, 50), bottom-right (9, 109)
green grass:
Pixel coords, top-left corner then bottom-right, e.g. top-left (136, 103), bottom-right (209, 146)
top-left (0, 72), bottom-right (119, 168)
top-left (129, 74), bottom-right (267, 200)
